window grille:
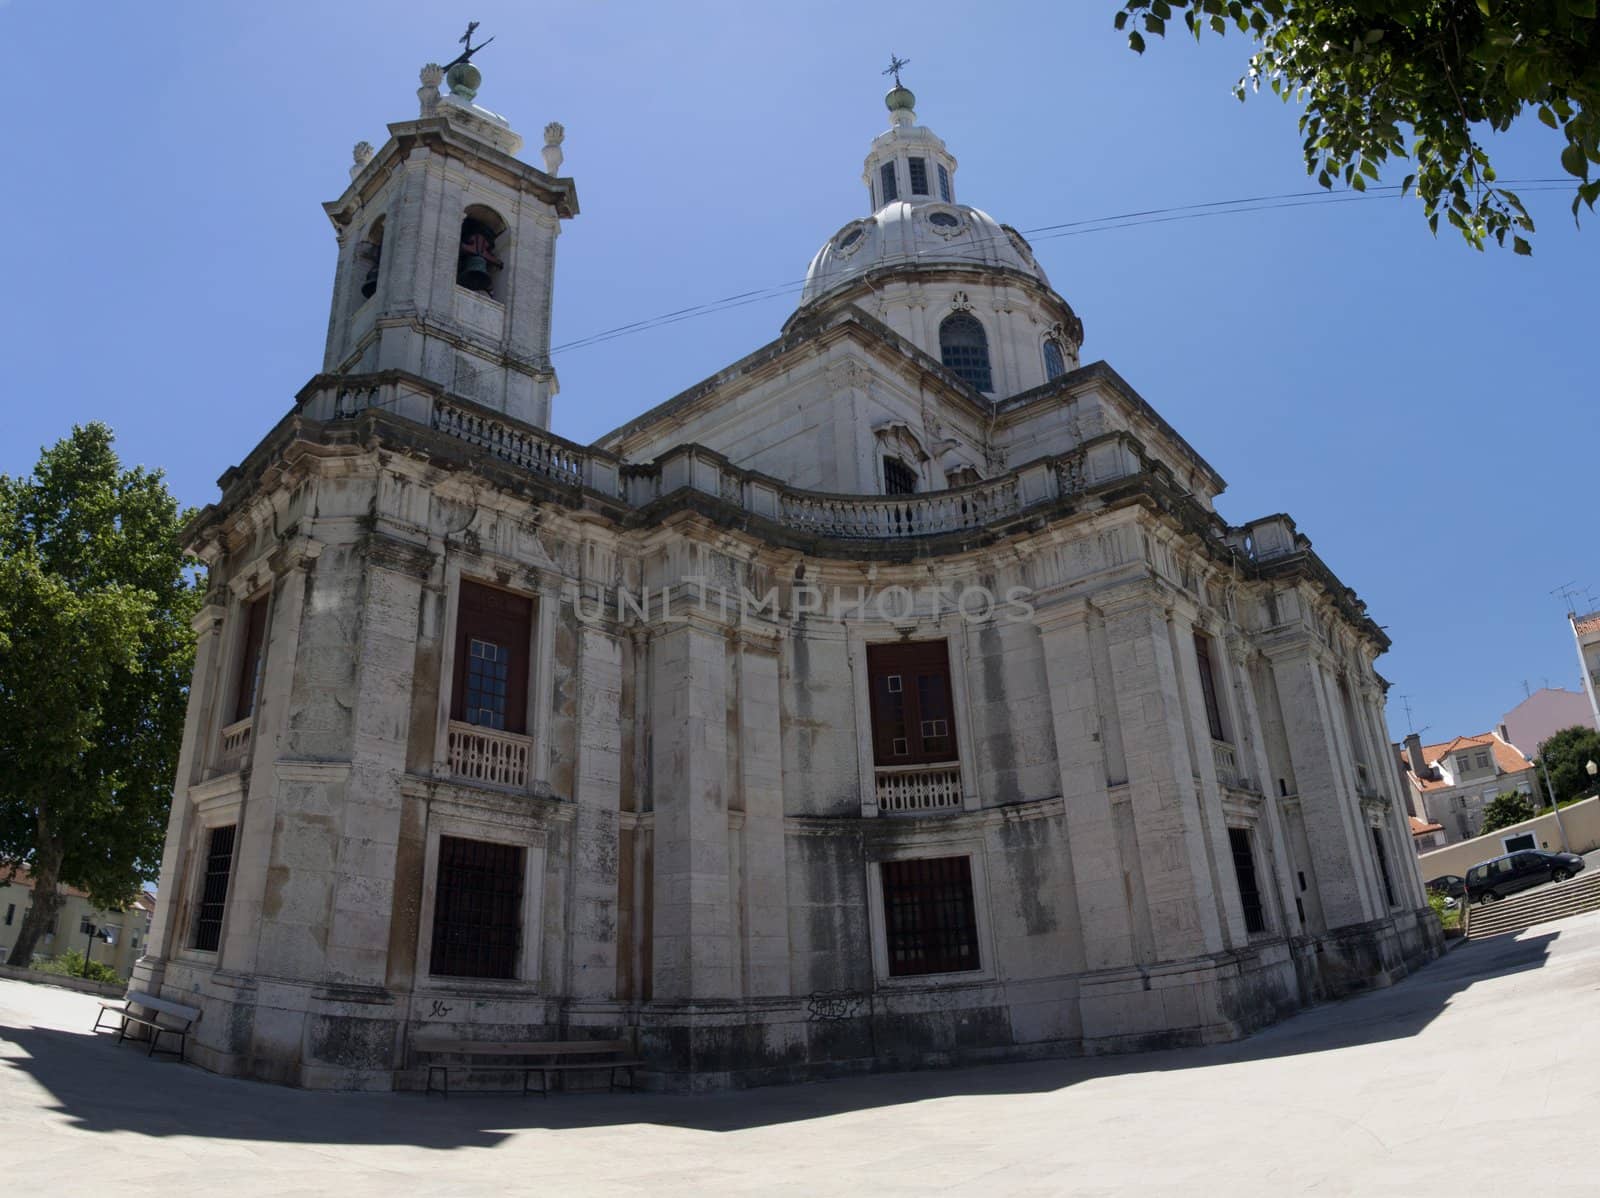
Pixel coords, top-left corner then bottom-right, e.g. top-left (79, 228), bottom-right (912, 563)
top-left (430, 835), bottom-right (525, 979)
top-left (867, 641), bottom-right (958, 765)
top-left (1228, 827), bottom-right (1266, 934)
top-left (1371, 828), bottom-right (1397, 907)
top-left (881, 856), bottom-right (979, 976)
top-left (882, 456), bottom-right (918, 495)
top-left (879, 162), bottom-right (898, 204)
top-left (937, 163), bottom-right (951, 201)
top-left (1043, 338), bottom-right (1067, 381)
top-left (193, 824), bottom-right (237, 952)
top-left (938, 312), bottom-right (992, 392)
top-left (908, 157), bottom-right (929, 195)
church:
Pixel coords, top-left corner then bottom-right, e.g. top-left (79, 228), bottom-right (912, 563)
top-left (134, 46), bottom-right (1441, 1090)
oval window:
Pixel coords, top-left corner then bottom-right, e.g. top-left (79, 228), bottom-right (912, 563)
top-left (837, 226), bottom-right (864, 250)
top-left (928, 211), bottom-right (961, 228)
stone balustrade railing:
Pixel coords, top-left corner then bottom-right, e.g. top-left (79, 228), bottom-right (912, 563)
top-left (1212, 739), bottom-right (1239, 789)
top-left (218, 717), bottom-right (253, 772)
top-left (297, 374), bottom-right (1224, 547)
top-left (875, 763), bottom-right (963, 814)
top-left (447, 720), bottom-right (531, 790)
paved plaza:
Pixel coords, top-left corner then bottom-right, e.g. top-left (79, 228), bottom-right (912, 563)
top-left (3, 914), bottom-right (1599, 1197)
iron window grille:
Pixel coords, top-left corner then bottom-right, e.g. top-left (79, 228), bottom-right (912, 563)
top-left (908, 157), bottom-right (929, 195)
top-left (1228, 827), bottom-right (1266, 934)
top-left (193, 824), bottom-right (237, 953)
top-left (430, 835), bottom-right (525, 979)
top-left (938, 312), bottom-right (992, 392)
top-left (882, 456), bottom-right (918, 495)
top-left (881, 855), bottom-right (980, 976)
top-left (879, 162), bottom-right (898, 204)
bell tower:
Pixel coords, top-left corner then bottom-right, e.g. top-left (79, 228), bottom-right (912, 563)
top-left (320, 32), bottom-right (577, 429)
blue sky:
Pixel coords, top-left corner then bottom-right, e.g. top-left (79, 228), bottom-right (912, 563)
top-left (3, 1), bottom-right (1594, 746)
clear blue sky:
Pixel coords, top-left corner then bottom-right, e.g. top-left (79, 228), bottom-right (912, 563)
top-left (3, 1), bottom-right (1594, 746)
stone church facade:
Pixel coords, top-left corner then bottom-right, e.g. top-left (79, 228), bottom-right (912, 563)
top-left (134, 58), bottom-right (1440, 1090)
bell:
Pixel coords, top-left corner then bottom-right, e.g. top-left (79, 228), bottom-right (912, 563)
top-left (458, 254), bottom-right (492, 292)
top-left (360, 267), bottom-right (378, 299)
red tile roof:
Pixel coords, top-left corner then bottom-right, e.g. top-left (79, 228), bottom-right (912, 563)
top-left (1405, 732), bottom-right (1535, 793)
top-left (0, 866), bottom-right (144, 909)
top-left (1409, 816), bottom-right (1444, 837)
top-left (1574, 610), bottom-right (1600, 636)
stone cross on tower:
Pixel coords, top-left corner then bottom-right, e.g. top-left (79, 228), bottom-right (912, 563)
top-left (882, 54), bottom-right (910, 88)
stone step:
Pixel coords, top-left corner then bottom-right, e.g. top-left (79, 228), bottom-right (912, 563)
top-left (1466, 871), bottom-right (1600, 938)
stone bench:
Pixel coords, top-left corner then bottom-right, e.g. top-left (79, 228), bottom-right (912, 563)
top-left (92, 990), bottom-right (202, 1061)
top-left (413, 1037), bottom-right (641, 1098)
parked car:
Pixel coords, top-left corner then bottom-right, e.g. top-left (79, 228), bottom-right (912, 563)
top-left (1426, 875), bottom-right (1466, 902)
top-left (1465, 850), bottom-right (1587, 904)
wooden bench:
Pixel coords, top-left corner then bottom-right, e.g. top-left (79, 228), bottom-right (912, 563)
top-left (92, 991), bottom-right (202, 1061)
top-left (413, 1037), bottom-right (641, 1098)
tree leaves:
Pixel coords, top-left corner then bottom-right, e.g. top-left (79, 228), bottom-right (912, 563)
top-left (1114, 0), bottom-right (1600, 252)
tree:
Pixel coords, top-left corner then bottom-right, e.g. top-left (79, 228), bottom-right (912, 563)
top-left (1114, 2), bottom-right (1600, 252)
top-left (1478, 790), bottom-right (1537, 834)
top-left (0, 425), bottom-right (201, 968)
top-left (1536, 724), bottom-right (1600, 804)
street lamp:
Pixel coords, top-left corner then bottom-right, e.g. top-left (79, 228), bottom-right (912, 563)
top-left (81, 924), bottom-right (114, 978)
top-left (1530, 750), bottom-right (1571, 852)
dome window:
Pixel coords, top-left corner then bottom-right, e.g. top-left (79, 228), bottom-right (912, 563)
top-left (937, 164), bottom-right (951, 202)
top-left (883, 457), bottom-right (918, 496)
top-left (837, 226), bottom-right (865, 251)
top-left (939, 312), bottom-right (993, 393)
top-left (909, 157), bottom-right (929, 196)
top-left (879, 162), bottom-right (899, 205)
top-left (928, 211), bottom-right (961, 229)
top-left (1043, 338), bottom-right (1067, 382)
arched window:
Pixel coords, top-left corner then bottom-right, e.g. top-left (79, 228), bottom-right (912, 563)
top-left (354, 216), bottom-right (385, 305)
top-left (1042, 338), bottom-right (1067, 382)
top-left (457, 206), bottom-right (507, 298)
top-left (939, 312), bottom-right (992, 392)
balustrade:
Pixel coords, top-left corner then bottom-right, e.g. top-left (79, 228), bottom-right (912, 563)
top-left (447, 720), bottom-right (531, 790)
top-left (432, 399), bottom-right (585, 487)
top-left (875, 763), bottom-right (963, 814)
top-left (217, 717), bottom-right (253, 772)
top-left (1211, 739), bottom-right (1239, 789)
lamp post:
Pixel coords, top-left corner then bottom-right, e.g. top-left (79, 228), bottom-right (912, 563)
top-left (1532, 750), bottom-right (1570, 852)
top-left (81, 924), bottom-right (113, 978)
top-left (1587, 759), bottom-right (1598, 795)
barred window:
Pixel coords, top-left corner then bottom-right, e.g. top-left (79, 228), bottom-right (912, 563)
top-left (867, 641), bottom-right (957, 765)
top-left (882, 456), bottom-right (918, 496)
top-left (879, 161), bottom-right (898, 205)
top-left (1193, 632), bottom-right (1227, 743)
top-left (452, 581), bottom-right (533, 734)
top-left (881, 856), bottom-right (979, 977)
top-left (939, 312), bottom-right (992, 392)
top-left (193, 824), bottom-right (237, 953)
top-left (1228, 827), bottom-right (1265, 934)
top-left (937, 163), bottom-right (951, 201)
top-left (429, 836), bottom-right (525, 979)
top-left (908, 157), bottom-right (929, 195)
top-left (1371, 828), bottom-right (1397, 907)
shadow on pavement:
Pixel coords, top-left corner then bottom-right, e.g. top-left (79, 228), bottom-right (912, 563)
top-left (0, 929), bottom-right (1558, 1149)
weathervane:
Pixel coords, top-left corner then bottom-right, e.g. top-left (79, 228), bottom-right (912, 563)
top-left (883, 54), bottom-right (910, 88)
top-left (445, 21), bottom-right (495, 69)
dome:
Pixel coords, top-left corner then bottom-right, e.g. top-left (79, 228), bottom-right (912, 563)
top-left (801, 201), bottom-right (1049, 308)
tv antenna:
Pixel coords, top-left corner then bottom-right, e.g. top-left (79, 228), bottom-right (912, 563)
top-left (1552, 580), bottom-right (1583, 614)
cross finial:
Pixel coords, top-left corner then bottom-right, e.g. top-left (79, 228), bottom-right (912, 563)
top-left (883, 54), bottom-right (910, 88)
top-left (447, 20), bottom-right (495, 68)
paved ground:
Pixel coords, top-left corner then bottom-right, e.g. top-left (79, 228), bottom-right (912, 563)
top-left (4, 914), bottom-right (1600, 1197)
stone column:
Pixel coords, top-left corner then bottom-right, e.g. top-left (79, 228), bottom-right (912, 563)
top-left (1102, 590), bottom-right (1224, 959)
top-left (649, 617), bottom-right (734, 1000)
top-left (567, 616), bottom-right (623, 1000)
top-left (1267, 644), bottom-right (1379, 929)
top-left (1036, 601), bottom-right (1134, 970)
top-left (734, 629), bottom-right (791, 996)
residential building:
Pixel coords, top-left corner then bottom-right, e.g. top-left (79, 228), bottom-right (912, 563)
top-left (1571, 611), bottom-right (1600, 734)
top-left (1400, 731), bottom-right (1538, 847)
top-left (132, 55), bottom-right (1438, 1091)
top-left (1499, 686), bottom-right (1596, 757)
top-left (0, 868), bottom-right (155, 978)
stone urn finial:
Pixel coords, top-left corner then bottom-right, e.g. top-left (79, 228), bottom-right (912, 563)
top-left (542, 122), bottom-right (566, 174)
top-left (418, 63), bottom-right (444, 115)
top-left (350, 140), bottom-right (375, 179)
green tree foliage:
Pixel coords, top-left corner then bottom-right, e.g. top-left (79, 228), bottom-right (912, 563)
top-left (1478, 790), bottom-right (1537, 834)
top-left (1536, 724), bottom-right (1600, 803)
top-left (1114, 1), bottom-right (1600, 252)
top-left (0, 425), bottom-right (201, 967)
top-left (32, 948), bottom-right (124, 987)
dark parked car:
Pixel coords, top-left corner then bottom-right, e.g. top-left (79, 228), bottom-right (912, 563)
top-left (1426, 875), bottom-right (1466, 902)
top-left (1465, 850), bottom-right (1586, 904)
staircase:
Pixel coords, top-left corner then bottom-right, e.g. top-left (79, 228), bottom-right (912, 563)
top-left (1466, 870), bottom-right (1600, 939)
